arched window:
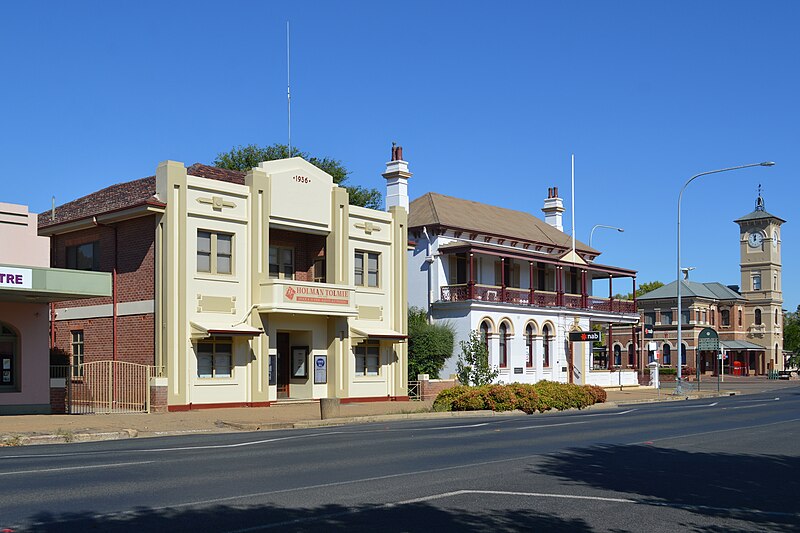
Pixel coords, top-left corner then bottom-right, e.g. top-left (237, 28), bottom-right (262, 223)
top-left (0, 323), bottom-right (19, 391)
top-left (721, 309), bottom-right (730, 326)
top-left (775, 309), bottom-right (780, 326)
top-left (613, 345), bottom-right (622, 367)
top-left (681, 343), bottom-right (687, 366)
top-left (542, 324), bottom-right (551, 367)
top-left (710, 309), bottom-right (715, 326)
top-left (738, 309), bottom-right (742, 327)
top-left (755, 309), bottom-right (762, 326)
top-left (628, 344), bottom-right (635, 367)
top-left (663, 344), bottom-right (671, 365)
top-left (498, 322), bottom-right (508, 368)
top-left (480, 320), bottom-right (490, 349)
top-left (525, 323), bottom-right (534, 368)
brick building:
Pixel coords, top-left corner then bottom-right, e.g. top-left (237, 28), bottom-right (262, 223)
top-left (41, 153), bottom-right (409, 410)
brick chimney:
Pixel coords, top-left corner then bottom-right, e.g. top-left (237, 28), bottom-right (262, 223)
top-left (382, 142), bottom-right (412, 211)
top-left (541, 186), bottom-right (565, 231)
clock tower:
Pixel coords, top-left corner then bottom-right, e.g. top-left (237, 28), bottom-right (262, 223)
top-left (735, 188), bottom-right (785, 370)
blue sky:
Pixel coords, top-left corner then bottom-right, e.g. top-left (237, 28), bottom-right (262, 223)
top-left (1, 1), bottom-right (798, 310)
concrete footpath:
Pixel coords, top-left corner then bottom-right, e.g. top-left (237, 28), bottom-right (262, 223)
top-left (1, 377), bottom-right (793, 446)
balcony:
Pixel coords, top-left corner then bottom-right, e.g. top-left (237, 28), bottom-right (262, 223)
top-left (440, 284), bottom-right (636, 314)
top-left (259, 279), bottom-right (357, 317)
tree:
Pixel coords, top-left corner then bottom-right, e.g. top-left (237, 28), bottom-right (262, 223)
top-left (456, 330), bottom-right (499, 386)
top-left (784, 305), bottom-right (800, 368)
top-left (616, 280), bottom-right (665, 301)
top-left (407, 307), bottom-right (455, 380)
top-left (214, 143), bottom-right (383, 209)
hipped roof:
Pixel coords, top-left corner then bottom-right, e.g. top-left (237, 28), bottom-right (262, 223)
top-left (408, 192), bottom-right (598, 254)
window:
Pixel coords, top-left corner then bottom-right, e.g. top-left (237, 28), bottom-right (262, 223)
top-left (480, 320), bottom-right (490, 353)
top-left (680, 344), bottom-right (687, 366)
top-left (681, 310), bottom-right (690, 325)
top-left (354, 340), bottom-right (380, 376)
top-left (198, 231), bottom-right (233, 274)
top-left (628, 345), bottom-right (635, 367)
top-left (721, 309), bottom-right (730, 326)
top-left (269, 246), bottom-right (294, 279)
top-left (773, 273), bottom-right (778, 291)
top-left (525, 323), bottom-right (534, 368)
top-left (752, 273), bottom-right (761, 291)
top-left (66, 242), bottom-right (100, 271)
top-left (354, 251), bottom-right (379, 287)
top-left (197, 337), bottom-right (232, 378)
top-left (663, 344), bottom-right (671, 365)
top-left (661, 311), bottom-right (673, 325)
top-left (71, 331), bottom-right (85, 377)
top-left (0, 324), bottom-right (18, 390)
top-left (710, 309), bottom-right (715, 326)
top-left (613, 345), bottom-right (622, 367)
top-left (450, 253), bottom-right (467, 284)
top-left (738, 309), bottom-right (742, 327)
top-left (498, 322), bottom-right (508, 368)
top-left (775, 309), bottom-right (780, 326)
top-left (313, 257), bottom-right (326, 283)
top-left (542, 324), bottom-right (551, 367)
top-left (755, 309), bottom-right (762, 326)
top-left (644, 312), bottom-right (656, 325)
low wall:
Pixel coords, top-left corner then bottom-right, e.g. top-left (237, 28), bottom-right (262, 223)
top-left (417, 375), bottom-right (459, 401)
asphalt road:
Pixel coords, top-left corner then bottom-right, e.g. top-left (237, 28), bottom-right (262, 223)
top-left (2, 385), bottom-right (799, 532)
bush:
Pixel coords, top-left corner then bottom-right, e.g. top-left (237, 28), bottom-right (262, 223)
top-left (533, 381), bottom-right (593, 411)
top-left (451, 388), bottom-right (487, 411)
top-left (481, 384), bottom-right (517, 412)
top-left (432, 385), bottom-right (470, 412)
top-left (583, 385), bottom-right (607, 404)
top-left (507, 383), bottom-right (541, 414)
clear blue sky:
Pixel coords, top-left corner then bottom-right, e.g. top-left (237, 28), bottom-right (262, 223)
top-left (1, 1), bottom-right (797, 311)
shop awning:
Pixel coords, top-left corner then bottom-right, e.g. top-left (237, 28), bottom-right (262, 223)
top-left (350, 326), bottom-right (407, 342)
top-left (190, 322), bottom-right (263, 340)
top-left (720, 340), bottom-right (765, 351)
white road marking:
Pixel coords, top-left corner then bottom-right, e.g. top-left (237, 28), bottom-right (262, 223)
top-left (634, 416), bottom-right (800, 444)
top-left (731, 404), bottom-right (770, 410)
top-left (515, 420), bottom-right (590, 430)
top-left (394, 489), bottom-right (635, 505)
top-left (0, 460), bottom-right (153, 476)
top-left (423, 422), bottom-right (491, 430)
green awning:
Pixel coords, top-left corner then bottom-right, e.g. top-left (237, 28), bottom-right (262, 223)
top-left (0, 264), bottom-right (111, 303)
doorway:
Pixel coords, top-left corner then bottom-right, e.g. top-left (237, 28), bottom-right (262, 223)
top-left (277, 332), bottom-right (290, 398)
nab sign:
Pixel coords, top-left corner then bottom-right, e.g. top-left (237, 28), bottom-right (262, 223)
top-left (569, 331), bottom-right (601, 342)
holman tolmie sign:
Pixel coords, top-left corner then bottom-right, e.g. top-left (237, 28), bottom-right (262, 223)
top-left (283, 286), bottom-right (350, 306)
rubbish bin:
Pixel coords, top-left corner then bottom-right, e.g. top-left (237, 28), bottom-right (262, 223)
top-left (733, 361), bottom-right (743, 376)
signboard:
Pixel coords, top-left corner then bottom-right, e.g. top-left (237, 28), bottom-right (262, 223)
top-left (268, 354), bottom-right (276, 386)
top-left (647, 341), bottom-right (657, 351)
top-left (697, 327), bottom-right (720, 352)
top-left (568, 331), bottom-right (601, 342)
top-left (314, 355), bottom-right (327, 384)
top-left (643, 324), bottom-right (654, 339)
top-left (292, 347), bottom-right (308, 378)
top-left (514, 367), bottom-right (523, 374)
top-left (0, 267), bottom-right (32, 290)
top-left (283, 286), bottom-right (350, 306)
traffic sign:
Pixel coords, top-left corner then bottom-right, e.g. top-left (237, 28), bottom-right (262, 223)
top-left (569, 331), bottom-right (601, 342)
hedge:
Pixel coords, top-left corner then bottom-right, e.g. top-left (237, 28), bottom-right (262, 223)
top-left (433, 381), bottom-right (607, 414)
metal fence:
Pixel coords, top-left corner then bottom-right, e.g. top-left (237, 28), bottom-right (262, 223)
top-left (52, 361), bottom-right (154, 414)
top-left (407, 380), bottom-right (421, 401)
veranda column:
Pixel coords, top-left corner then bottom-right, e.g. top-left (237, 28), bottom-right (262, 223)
top-left (631, 325), bottom-right (637, 370)
top-left (529, 261), bottom-right (535, 306)
top-left (468, 252), bottom-right (475, 300)
top-left (607, 323), bottom-right (614, 371)
top-left (500, 257), bottom-right (506, 303)
top-left (581, 269), bottom-right (587, 308)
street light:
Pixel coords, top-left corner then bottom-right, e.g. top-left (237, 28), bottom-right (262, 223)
top-left (589, 224), bottom-right (624, 248)
top-left (676, 161), bottom-right (775, 394)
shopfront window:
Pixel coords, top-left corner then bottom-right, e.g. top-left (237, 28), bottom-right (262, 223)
top-left (197, 337), bottom-right (233, 378)
top-left (354, 340), bottom-right (380, 376)
top-left (0, 324), bottom-right (18, 390)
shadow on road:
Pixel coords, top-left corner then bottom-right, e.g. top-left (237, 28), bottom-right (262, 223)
top-left (18, 502), bottom-right (593, 532)
top-left (535, 443), bottom-right (800, 532)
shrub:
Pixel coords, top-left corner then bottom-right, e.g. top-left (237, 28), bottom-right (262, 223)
top-left (482, 384), bottom-right (517, 412)
top-left (508, 383), bottom-right (541, 415)
top-left (432, 385), bottom-right (470, 412)
top-left (533, 381), bottom-right (593, 411)
top-left (583, 385), bottom-right (607, 404)
top-left (451, 388), bottom-right (487, 411)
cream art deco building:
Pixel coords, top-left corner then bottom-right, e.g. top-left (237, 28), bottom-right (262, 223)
top-left (42, 153), bottom-right (408, 410)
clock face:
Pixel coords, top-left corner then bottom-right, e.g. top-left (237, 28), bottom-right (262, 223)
top-left (773, 230), bottom-right (779, 249)
top-left (748, 232), bottom-right (763, 248)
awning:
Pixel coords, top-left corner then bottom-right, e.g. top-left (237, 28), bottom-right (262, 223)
top-left (720, 340), bottom-right (765, 351)
top-left (190, 322), bottom-right (263, 340)
top-left (350, 326), bottom-right (407, 342)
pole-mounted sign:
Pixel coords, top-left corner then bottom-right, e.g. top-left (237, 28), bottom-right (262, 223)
top-left (697, 327), bottom-right (720, 352)
top-left (569, 331), bottom-right (601, 342)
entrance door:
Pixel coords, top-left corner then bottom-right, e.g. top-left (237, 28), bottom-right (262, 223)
top-left (276, 332), bottom-right (291, 398)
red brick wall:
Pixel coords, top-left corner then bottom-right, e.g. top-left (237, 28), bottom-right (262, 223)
top-left (50, 215), bottom-right (156, 367)
top-left (419, 377), bottom-right (459, 401)
top-left (50, 385), bottom-right (66, 414)
top-left (269, 229), bottom-right (325, 282)
top-left (150, 383), bottom-right (167, 412)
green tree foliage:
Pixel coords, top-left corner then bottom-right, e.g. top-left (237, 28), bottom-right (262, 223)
top-left (213, 143), bottom-right (382, 209)
top-left (615, 280), bottom-right (665, 301)
top-left (784, 305), bottom-right (800, 367)
top-left (456, 330), bottom-right (499, 386)
top-left (407, 307), bottom-right (455, 380)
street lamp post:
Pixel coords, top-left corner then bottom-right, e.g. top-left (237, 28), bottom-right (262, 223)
top-left (589, 224), bottom-right (624, 248)
top-left (675, 161), bottom-right (774, 395)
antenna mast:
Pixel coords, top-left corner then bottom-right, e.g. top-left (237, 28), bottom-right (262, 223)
top-left (287, 20), bottom-right (291, 157)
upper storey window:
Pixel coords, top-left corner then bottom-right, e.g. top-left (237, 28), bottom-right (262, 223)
top-left (66, 242), bottom-right (100, 271)
top-left (198, 231), bottom-right (233, 275)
